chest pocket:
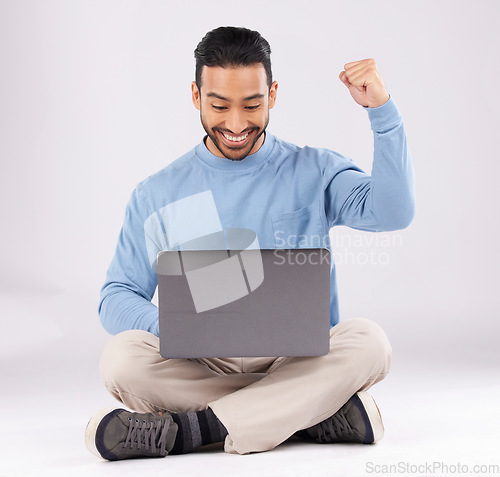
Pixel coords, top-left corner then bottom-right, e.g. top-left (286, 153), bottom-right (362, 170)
top-left (271, 200), bottom-right (326, 249)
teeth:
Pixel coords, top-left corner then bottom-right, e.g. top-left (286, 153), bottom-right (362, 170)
top-left (222, 131), bottom-right (249, 142)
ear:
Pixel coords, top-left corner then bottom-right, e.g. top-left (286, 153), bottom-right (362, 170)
top-left (268, 81), bottom-right (278, 109)
top-left (191, 81), bottom-right (200, 110)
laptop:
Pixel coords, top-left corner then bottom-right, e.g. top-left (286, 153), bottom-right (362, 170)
top-left (157, 247), bottom-right (331, 359)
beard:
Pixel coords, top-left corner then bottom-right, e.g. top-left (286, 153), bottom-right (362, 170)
top-left (200, 109), bottom-right (269, 161)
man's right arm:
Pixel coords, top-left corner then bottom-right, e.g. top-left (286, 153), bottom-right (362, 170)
top-left (98, 186), bottom-right (160, 336)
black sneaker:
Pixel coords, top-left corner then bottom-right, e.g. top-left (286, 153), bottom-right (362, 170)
top-left (296, 392), bottom-right (384, 444)
top-left (85, 408), bottom-right (178, 461)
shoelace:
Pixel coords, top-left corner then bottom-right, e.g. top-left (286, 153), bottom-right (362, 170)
top-left (124, 416), bottom-right (171, 456)
top-left (314, 411), bottom-right (355, 443)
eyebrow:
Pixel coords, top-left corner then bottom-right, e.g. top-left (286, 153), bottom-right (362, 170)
top-left (206, 92), bottom-right (265, 102)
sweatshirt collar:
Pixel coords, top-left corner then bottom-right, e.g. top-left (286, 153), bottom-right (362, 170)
top-left (195, 130), bottom-right (275, 171)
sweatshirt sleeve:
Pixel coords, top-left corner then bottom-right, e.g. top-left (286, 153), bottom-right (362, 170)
top-left (98, 186), bottom-right (160, 336)
top-left (324, 96), bottom-right (415, 232)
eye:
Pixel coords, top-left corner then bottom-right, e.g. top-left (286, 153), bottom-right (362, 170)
top-left (246, 105), bottom-right (260, 110)
top-left (212, 105), bottom-right (227, 111)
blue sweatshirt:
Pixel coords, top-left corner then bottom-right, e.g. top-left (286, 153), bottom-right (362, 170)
top-left (98, 96), bottom-right (415, 336)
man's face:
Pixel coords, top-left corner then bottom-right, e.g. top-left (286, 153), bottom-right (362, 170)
top-left (192, 64), bottom-right (278, 161)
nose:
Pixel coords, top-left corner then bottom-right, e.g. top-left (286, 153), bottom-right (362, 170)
top-left (225, 109), bottom-right (247, 135)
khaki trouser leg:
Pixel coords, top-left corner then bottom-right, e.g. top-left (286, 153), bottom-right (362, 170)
top-left (99, 317), bottom-right (391, 455)
top-left (99, 330), bottom-right (267, 413)
top-left (210, 317), bottom-right (392, 454)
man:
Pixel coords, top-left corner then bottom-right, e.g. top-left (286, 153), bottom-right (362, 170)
top-left (85, 26), bottom-right (415, 460)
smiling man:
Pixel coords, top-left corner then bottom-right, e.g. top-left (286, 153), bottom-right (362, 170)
top-left (85, 26), bottom-right (415, 460)
top-left (196, 63), bottom-right (276, 161)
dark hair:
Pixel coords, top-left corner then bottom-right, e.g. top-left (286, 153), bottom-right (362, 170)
top-left (194, 26), bottom-right (273, 91)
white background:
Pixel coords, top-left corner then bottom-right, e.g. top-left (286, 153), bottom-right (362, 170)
top-left (1, 1), bottom-right (499, 476)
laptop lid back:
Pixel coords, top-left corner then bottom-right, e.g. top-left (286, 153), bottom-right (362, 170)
top-left (157, 248), bottom-right (330, 358)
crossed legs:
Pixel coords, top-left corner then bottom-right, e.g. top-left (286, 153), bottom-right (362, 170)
top-left (99, 317), bottom-right (392, 455)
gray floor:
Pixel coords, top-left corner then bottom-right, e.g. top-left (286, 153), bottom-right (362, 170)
top-left (2, 348), bottom-right (499, 477)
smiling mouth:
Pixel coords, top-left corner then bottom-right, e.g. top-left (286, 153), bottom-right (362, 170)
top-left (217, 129), bottom-right (253, 147)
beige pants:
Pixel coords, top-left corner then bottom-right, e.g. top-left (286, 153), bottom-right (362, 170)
top-left (100, 317), bottom-right (392, 455)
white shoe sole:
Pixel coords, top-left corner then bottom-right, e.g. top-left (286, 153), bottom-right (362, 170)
top-left (85, 407), bottom-right (119, 459)
top-left (356, 392), bottom-right (384, 443)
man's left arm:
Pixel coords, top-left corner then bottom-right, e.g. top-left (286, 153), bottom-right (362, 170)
top-left (324, 59), bottom-right (415, 232)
